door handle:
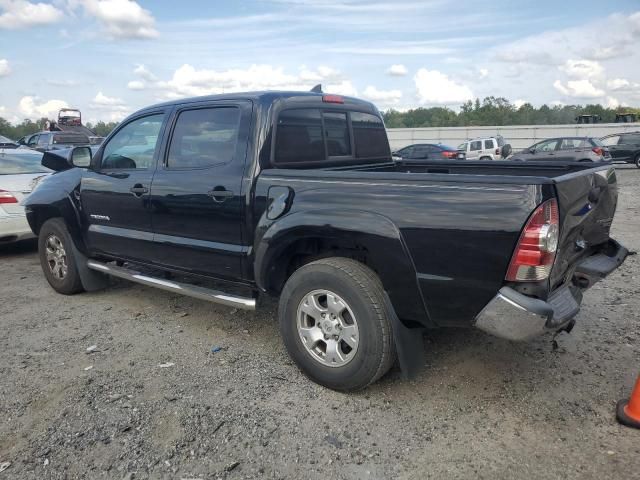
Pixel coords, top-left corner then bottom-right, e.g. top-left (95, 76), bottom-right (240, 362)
top-left (207, 187), bottom-right (234, 203)
top-left (130, 184), bottom-right (149, 196)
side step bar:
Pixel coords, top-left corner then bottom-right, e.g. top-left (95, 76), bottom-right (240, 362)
top-left (86, 260), bottom-right (256, 311)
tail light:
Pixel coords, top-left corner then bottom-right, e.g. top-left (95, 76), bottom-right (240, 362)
top-left (442, 151), bottom-right (457, 159)
top-left (322, 94), bottom-right (344, 104)
top-left (0, 190), bottom-right (18, 204)
top-left (592, 147), bottom-right (604, 157)
top-left (495, 148), bottom-right (500, 156)
top-left (506, 199), bottom-right (559, 282)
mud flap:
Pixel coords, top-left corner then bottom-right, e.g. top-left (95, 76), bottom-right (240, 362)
top-left (383, 292), bottom-right (425, 379)
top-left (69, 242), bottom-right (110, 292)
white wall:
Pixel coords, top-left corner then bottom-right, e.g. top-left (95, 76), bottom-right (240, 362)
top-left (386, 123), bottom-right (640, 151)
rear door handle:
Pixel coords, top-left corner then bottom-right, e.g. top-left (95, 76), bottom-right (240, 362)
top-left (208, 187), bottom-right (233, 202)
top-left (130, 184), bottom-right (149, 196)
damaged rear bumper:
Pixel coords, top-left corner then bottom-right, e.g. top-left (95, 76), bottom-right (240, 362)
top-left (474, 239), bottom-right (628, 341)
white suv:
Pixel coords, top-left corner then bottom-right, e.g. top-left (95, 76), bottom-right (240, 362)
top-left (458, 135), bottom-right (511, 160)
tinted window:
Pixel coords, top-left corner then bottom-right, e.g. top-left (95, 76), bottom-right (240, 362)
top-left (483, 139), bottom-right (494, 150)
top-left (275, 109), bottom-right (325, 164)
top-left (101, 114), bottom-right (164, 170)
top-left (0, 151), bottom-right (50, 174)
top-left (470, 141), bottom-right (482, 151)
top-left (600, 135), bottom-right (620, 147)
top-left (27, 135), bottom-right (38, 146)
top-left (621, 134), bottom-right (640, 144)
top-left (351, 112), bottom-right (389, 159)
top-left (410, 145), bottom-right (430, 159)
top-left (37, 134), bottom-right (50, 147)
top-left (168, 107), bottom-right (240, 169)
top-left (535, 139), bottom-right (558, 152)
top-left (53, 133), bottom-right (89, 145)
top-left (323, 112), bottom-right (351, 157)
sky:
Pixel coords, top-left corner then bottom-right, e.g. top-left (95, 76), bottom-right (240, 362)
top-left (0, 0), bottom-right (639, 124)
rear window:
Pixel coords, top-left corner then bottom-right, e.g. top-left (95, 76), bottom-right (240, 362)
top-left (53, 134), bottom-right (89, 144)
top-left (274, 108), bottom-right (389, 166)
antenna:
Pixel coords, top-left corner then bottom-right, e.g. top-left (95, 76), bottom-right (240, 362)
top-left (310, 84), bottom-right (323, 93)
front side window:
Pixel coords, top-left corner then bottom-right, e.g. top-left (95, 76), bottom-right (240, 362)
top-left (559, 138), bottom-right (586, 150)
top-left (168, 107), bottom-right (240, 169)
top-left (27, 135), bottom-right (38, 146)
top-left (470, 141), bottom-right (482, 151)
top-left (535, 139), bottom-right (558, 152)
top-left (101, 114), bottom-right (164, 170)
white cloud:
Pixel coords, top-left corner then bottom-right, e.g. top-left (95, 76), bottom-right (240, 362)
top-left (479, 68), bottom-right (489, 79)
top-left (604, 96), bottom-right (620, 109)
top-left (0, 0), bottom-right (63, 29)
top-left (127, 80), bottom-right (145, 90)
top-left (560, 59), bottom-right (603, 79)
top-left (133, 64), bottom-right (157, 81)
top-left (92, 91), bottom-right (125, 106)
top-left (156, 64), bottom-right (354, 99)
top-left (387, 64), bottom-right (408, 76)
top-left (362, 85), bottom-right (402, 106)
top-left (73, 0), bottom-right (158, 39)
top-left (607, 78), bottom-right (631, 90)
top-left (18, 96), bottom-right (68, 119)
top-left (0, 58), bottom-right (10, 76)
top-left (553, 79), bottom-right (605, 98)
top-left (513, 99), bottom-right (527, 108)
top-left (414, 68), bottom-right (473, 105)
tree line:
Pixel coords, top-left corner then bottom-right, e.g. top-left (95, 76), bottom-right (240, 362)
top-left (0, 117), bottom-right (119, 140)
top-left (383, 97), bottom-right (639, 128)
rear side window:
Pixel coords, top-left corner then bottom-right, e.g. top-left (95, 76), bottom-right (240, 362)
top-left (168, 107), bottom-right (240, 169)
top-left (351, 112), bottom-right (389, 159)
top-left (483, 139), bottom-right (494, 150)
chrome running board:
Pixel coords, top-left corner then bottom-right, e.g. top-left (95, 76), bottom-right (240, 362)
top-left (86, 260), bottom-right (256, 311)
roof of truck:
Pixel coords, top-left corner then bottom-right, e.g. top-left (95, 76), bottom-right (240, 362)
top-left (139, 90), bottom-right (376, 113)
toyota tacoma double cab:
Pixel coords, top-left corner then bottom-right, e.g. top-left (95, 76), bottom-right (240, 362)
top-left (25, 91), bottom-right (628, 391)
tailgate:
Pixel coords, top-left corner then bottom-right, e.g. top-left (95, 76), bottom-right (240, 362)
top-left (550, 165), bottom-right (618, 288)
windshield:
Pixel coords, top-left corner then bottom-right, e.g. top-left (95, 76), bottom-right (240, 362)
top-left (0, 151), bottom-right (51, 174)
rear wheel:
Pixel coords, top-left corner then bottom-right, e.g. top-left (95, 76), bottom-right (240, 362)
top-left (635, 154), bottom-right (640, 168)
top-left (38, 218), bottom-right (84, 295)
top-left (479, 156), bottom-right (492, 161)
top-left (278, 258), bottom-right (395, 391)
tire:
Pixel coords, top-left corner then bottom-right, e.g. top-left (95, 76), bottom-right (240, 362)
top-left (278, 257), bottom-right (395, 391)
top-left (501, 144), bottom-right (512, 158)
top-left (38, 218), bottom-right (84, 295)
top-left (479, 156), bottom-right (492, 161)
top-left (635, 154), bottom-right (640, 169)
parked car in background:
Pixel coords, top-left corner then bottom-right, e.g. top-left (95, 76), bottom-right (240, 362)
top-left (0, 149), bottom-right (51, 244)
top-left (392, 143), bottom-right (465, 161)
top-left (511, 137), bottom-right (611, 163)
top-left (600, 132), bottom-right (640, 168)
top-left (22, 131), bottom-right (90, 152)
top-left (457, 135), bottom-right (512, 160)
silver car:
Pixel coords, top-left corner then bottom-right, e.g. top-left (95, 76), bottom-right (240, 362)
top-left (511, 137), bottom-right (611, 162)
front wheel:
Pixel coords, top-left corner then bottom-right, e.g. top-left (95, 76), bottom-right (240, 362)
top-left (38, 218), bottom-right (84, 295)
top-left (635, 154), bottom-right (640, 168)
top-left (278, 258), bottom-right (395, 391)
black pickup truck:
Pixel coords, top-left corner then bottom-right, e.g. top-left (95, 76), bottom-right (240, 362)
top-left (25, 91), bottom-right (628, 391)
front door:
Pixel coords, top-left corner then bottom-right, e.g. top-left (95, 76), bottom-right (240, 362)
top-left (80, 112), bottom-right (167, 262)
top-left (148, 101), bottom-right (252, 281)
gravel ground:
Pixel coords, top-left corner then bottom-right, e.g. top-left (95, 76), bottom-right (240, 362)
top-left (1, 166), bottom-right (639, 480)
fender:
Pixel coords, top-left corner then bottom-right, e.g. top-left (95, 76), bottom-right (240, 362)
top-left (23, 168), bottom-right (87, 254)
top-left (254, 208), bottom-right (434, 329)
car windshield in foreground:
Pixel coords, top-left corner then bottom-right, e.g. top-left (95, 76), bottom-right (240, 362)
top-left (0, 150), bottom-right (51, 174)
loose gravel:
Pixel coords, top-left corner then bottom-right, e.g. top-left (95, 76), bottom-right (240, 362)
top-left (1, 166), bottom-right (639, 480)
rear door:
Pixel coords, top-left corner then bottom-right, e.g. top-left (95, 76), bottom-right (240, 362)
top-left (148, 100), bottom-right (252, 280)
top-left (80, 112), bottom-right (167, 262)
top-left (550, 165), bottom-right (618, 288)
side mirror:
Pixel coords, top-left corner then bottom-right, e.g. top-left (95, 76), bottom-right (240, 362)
top-left (71, 146), bottom-right (92, 168)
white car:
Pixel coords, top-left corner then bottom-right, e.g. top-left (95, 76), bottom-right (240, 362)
top-left (0, 149), bottom-right (51, 244)
top-left (457, 135), bottom-right (512, 160)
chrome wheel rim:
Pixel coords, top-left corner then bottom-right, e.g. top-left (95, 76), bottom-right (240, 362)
top-left (296, 289), bottom-right (359, 367)
top-left (45, 234), bottom-right (68, 280)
